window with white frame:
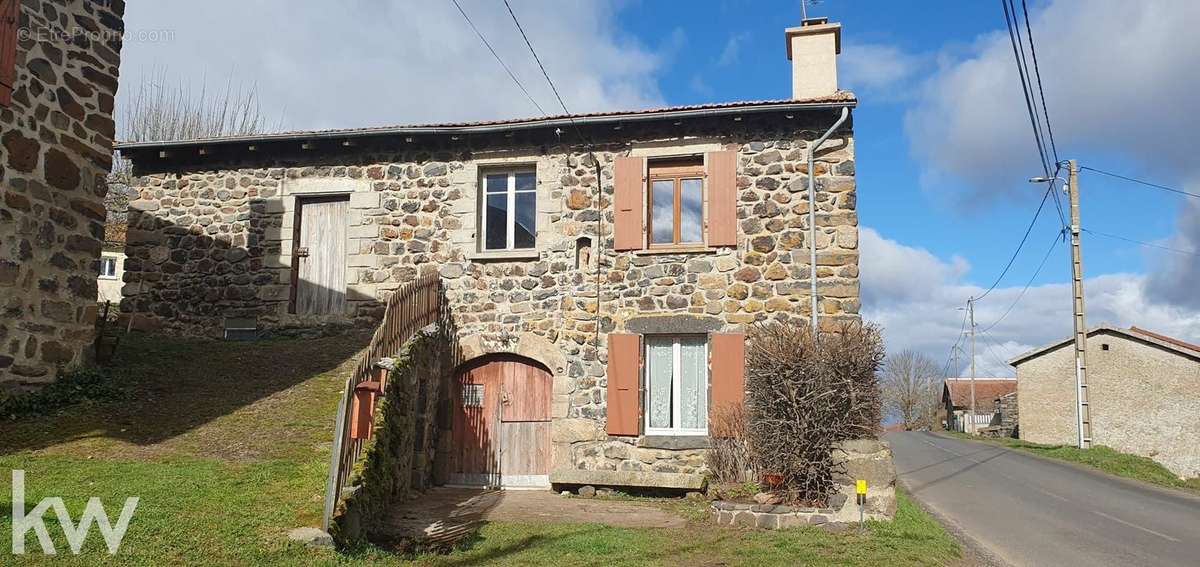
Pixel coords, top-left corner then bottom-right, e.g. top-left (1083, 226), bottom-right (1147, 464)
top-left (99, 257), bottom-right (117, 279)
top-left (481, 169), bottom-right (536, 251)
top-left (644, 335), bottom-right (708, 435)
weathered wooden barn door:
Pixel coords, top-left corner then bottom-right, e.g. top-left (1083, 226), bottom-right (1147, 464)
top-left (294, 196), bottom-right (349, 315)
top-left (451, 355), bottom-right (552, 487)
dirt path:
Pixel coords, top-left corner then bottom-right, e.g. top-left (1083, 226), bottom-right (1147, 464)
top-left (380, 487), bottom-right (687, 547)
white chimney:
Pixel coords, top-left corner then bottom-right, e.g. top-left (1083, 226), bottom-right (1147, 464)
top-left (785, 17), bottom-right (841, 99)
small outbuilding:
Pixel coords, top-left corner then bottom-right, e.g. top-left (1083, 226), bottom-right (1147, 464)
top-left (1010, 325), bottom-right (1200, 479)
top-left (942, 379), bottom-right (1016, 434)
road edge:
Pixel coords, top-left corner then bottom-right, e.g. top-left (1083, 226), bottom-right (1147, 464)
top-left (928, 431), bottom-right (1200, 504)
top-left (895, 475), bottom-right (1009, 567)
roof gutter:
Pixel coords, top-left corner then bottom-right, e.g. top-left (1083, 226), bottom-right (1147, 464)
top-left (114, 100), bottom-right (856, 152)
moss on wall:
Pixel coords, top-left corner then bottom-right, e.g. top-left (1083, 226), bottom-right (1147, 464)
top-left (332, 323), bottom-right (453, 545)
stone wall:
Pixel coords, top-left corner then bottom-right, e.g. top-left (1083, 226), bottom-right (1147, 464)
top-left (333, 324), bottom-right (452, 544)
top-left (711, 438), bottom-right (896, 528)
top-left (1017, 329), bottom-right (1200, 478)
top-left (0, 0), bottom-right (124, 394)
top-left (123, 111), bottom-right (859, 480)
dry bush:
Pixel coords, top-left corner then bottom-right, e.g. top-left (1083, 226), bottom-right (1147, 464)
top-left (705, 403), bottom-right (758, 485)
top-left (744, 320), bottom-right (884, 505)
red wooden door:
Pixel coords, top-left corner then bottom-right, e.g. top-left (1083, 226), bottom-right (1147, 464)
top-left (451, 355), bottom-right (551, 487)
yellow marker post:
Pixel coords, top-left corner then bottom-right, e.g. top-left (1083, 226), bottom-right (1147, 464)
top-left (856, 480), bottom-right (867, 531)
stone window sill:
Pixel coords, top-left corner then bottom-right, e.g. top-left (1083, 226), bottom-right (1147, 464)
top-left (468, 249), bottom-right (541, 262)
top-left (633, 246), bottom-right (717, 256)
top-left (637, 435), bottom-right (711, 450)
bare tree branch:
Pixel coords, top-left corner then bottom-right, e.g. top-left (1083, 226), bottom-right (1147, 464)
top-left (880, 350), bottom-right (943, 430)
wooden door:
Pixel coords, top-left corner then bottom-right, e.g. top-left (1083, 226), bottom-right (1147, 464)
top-left (294, 196), bottom-right (348, 315)
top-left (451, 355), bottom-right (552, 487)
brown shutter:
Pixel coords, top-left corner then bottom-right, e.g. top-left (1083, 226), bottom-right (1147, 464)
top-left (0, 0), bottom-right (17, 107)
top-left (613, 156), bottom-right (645, 251)
top-left (709, 332), bottom-right (745, 425)
top-left (706, 150), bottom-right (738, 247)
top-left (606, 333), bottom-right (641, 436)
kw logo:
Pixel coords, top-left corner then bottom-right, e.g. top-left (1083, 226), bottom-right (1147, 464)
top-left (10, 470), bottom-right (139, 555)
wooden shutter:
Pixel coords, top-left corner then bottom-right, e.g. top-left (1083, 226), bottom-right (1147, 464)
top-left (706, 150), bottom-right (738, 247)
top-left (606, 333), bottom-right (641, 435)
top-left (0, 0), bottom-right (17, 107)
top-left (709, 332), bottom-right (745, 427)
top-left (613, 156), bottom-right (645, 251)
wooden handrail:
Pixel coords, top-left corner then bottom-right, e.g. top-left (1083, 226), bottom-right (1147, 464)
top-left (322, 272), bottom-right (443, 531)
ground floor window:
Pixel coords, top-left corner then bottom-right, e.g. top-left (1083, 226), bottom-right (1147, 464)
top-left (99, 256), bottom-right (117, 278)
top-left (644, 335), bottom-right (707, 435)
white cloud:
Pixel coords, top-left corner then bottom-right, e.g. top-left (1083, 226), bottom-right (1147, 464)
top-left (119, 0), bottom-right (669, 132)
top-left (716, 32), bottom-right (750, 67)
top-left (905, 0), bottom-right (1200, 199)
top-left (860, 227), bottom-right (1200, 377)
top-left (1146, 198), bottom-right (1200, 309)
top-left (901, 0), bottom-right (1200, 335)
top-left (838, 42), bottom-right (926, 99)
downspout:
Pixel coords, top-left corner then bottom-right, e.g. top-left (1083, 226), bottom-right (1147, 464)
top-left (808, 106), bottom-right (850, 337)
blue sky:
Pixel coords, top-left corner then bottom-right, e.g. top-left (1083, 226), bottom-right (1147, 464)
top-left (120, 1), bottom-right (1200, 375)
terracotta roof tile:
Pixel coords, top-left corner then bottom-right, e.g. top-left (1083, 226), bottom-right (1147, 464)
top-left (1128, 326), bottom-right (1200, 353)
top-left (943, 379), bottom-right (1017, 412)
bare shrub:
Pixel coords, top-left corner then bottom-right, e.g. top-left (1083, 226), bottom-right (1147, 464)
top-left (744, 320), bottom-right (884, 505)
top-left (705, 403), bottom-right (757, 485)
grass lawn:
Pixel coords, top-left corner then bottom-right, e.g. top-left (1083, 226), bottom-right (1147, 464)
top-left (1, 333), bottom-right (961, 565)
top-left (944, 432), bottom-right (1200, 493)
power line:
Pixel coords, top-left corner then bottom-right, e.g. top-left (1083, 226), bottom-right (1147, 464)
top-left (502, 0), bottom-right (590, 146)
top-left (979, 329), bottom-right (1017, 373)
top-left (1082, 228), bottom-right (1199, 257)
top-left (451, 0), bottom-right (548, 116)
top-left (941, 308), bottom-right (971, 378)
top-left (1020, 0), bottom-right (1058, 163)
top-left (1079, 166), bottom-right (1200, 199)
top-left (979, 228), bottom-right (1063, 334)
top-left (1001, 0), bottom-right (1050, 175)
top-left (975, 185), bottom-right (1054, 302)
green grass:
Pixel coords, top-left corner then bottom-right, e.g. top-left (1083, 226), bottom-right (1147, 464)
top-left (0, 334), bottom-right (961, 565)
top-left (945, 432), bottom-right (1200, 493)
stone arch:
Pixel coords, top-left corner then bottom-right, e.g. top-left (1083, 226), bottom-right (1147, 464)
top-left (457, 332), bottom-right (569, 420)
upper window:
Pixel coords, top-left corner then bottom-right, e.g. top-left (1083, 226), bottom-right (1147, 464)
top-left (645, 335), bottom-right (708, 435)
top-left (99, 257), bottom-right (117, 279)
top-left (648, 158), bottom-right (704, 248)
top-left (481, 169), bottom-right (537, 251)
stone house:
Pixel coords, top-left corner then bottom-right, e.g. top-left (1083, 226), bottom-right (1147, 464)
top-left (1011, 325), bottom-right (1200, 479)
top-left (942, 378), bottom-right (1016, 434)
top-left (97, 221), bottom-right (125, 304)
top-left (0, 0), bottom-right (125, 394)
top-left (115, 19), bottom-right (860, 490)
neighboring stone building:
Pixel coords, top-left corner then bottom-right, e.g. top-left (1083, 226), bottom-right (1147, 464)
top-left (942, 378), bottom-right (1016, 434)
top-left (97, 221), bottom-right (125, 304)
top-left (1012, 325), bottom-right (1200, 479)
top-left (116, 19), bottom-right (860, 489)
top-left (0, 0), bottom-right (125, 394)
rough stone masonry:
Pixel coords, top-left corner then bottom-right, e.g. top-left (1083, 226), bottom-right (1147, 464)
top-left (0, 0), bottom-right (125, 394)
top-left (118, 105), bottom-right (861, 481)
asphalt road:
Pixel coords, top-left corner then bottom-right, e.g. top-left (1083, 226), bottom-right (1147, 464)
top-left (886, 431), bottom-right (1200, 567)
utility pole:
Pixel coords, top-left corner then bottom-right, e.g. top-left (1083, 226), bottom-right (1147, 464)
top-left (1067, 160), bottom-right (1092, 449)
top-left (967, 298), bottom-right (977, 434)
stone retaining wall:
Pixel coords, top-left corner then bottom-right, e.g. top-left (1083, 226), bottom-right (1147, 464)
top-left (333, 324), bottom-right (453, 545)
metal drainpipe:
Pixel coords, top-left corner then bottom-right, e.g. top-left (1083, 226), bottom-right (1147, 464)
top-left (808, 106), bottom-right (850, 336)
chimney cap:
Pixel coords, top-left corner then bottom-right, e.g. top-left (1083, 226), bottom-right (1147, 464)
top-left (785, 20), bottom-right (841, 60)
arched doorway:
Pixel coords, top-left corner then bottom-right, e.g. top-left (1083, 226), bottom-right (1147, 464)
top-left (450, 354), bottom-right (552, 488)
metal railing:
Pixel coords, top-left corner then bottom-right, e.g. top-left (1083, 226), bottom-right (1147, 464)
top-left (322, 272), bottom-right (443, 530)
